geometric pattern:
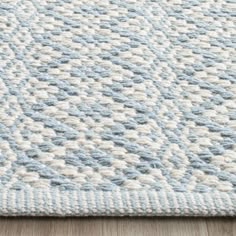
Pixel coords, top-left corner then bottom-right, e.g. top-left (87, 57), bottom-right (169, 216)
top-left (0, 0), bottom-right (235, 216)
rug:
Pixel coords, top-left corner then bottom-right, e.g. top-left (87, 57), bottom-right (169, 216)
top-left (0, 0), bottom-right (235, 216)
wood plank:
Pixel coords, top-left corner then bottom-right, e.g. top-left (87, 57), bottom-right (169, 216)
top-left (0, 218), bottom-right (51, 236)
top-left (49, 218), bottom-right (103, 236)
top-left (233, 219), bottom-right (236, 236)
top-left (156, 218), bottom-right (208, 236)
top-left (102, 218), bottom-right (118, 236)
top-left (117, 218), bottom-right (208, 236)
top-left (117, 218), bottom-right (159, 236)
top-left (207, 218), bottom-right (234, 236)
top-left (0, 218), bottom-right (234, 236)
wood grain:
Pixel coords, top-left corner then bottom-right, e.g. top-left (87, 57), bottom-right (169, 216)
top-left (0, 218), bottom-right (234, 236)
top-left (207, 219), bottom-right (234, 236)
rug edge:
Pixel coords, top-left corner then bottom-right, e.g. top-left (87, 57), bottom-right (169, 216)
top-left (0, 189), bottom-right (235, 216)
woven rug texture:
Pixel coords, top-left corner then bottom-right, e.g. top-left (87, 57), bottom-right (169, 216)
top-left (0, 0), bottom-right (235, 216)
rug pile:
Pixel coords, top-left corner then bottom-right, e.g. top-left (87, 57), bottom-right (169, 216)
top-left (0, 0), bottom-right (235, 216)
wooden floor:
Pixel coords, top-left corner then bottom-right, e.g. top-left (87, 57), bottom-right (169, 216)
top-left (0, 218), bottom-right (235, 236)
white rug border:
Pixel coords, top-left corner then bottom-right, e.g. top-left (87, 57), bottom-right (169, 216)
top-left (0, 189), bottom-right (235, 216)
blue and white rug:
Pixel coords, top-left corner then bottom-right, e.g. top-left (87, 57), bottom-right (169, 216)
top-left (0, 0), bottom-right (235, 216)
